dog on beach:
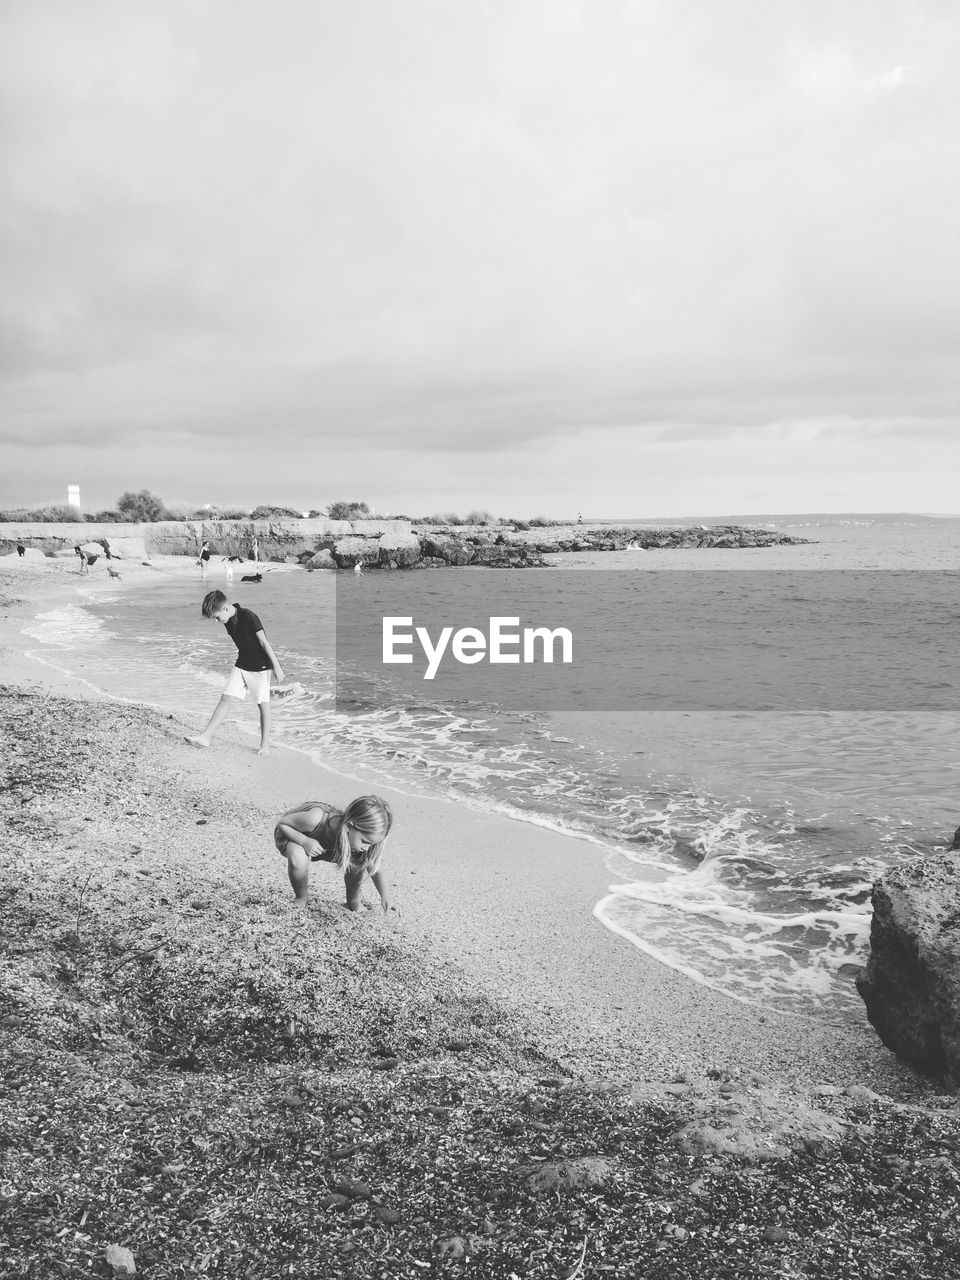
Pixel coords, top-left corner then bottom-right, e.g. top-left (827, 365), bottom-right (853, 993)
top-left (241, 572), bottom-right (263, 583)
top-left (107, 566), bottom-right (122, 579)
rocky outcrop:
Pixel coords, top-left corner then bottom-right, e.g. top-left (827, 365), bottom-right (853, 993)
top-left (420, 533), bottom-right (474, 565)
top-left (856, 852), bottom-right (960, 1084)
top-left (377, 532), bottom-right (422, 569)
top-left (332, 536), bottom-right (381, 569)
top-left (302, 548), bottom-right (336, 571)
top-left (1, 519), bottom-right (809, 570)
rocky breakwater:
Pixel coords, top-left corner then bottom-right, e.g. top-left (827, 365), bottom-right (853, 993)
top-left (506, 524), bottom-right (809, 553)
top-left (304, 522), bottom-right (807, 570)
top-left (857, 847), bottom-right (960, 1085)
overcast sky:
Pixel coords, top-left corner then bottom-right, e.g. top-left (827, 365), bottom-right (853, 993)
top-left (2, 0), bottom-right (958, 518)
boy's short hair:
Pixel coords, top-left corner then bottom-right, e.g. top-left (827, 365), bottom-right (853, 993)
top-left (202, 589), bottom-right (228, 618)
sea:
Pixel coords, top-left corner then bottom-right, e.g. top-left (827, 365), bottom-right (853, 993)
top-left (21, 513), bottom-right (960, 1026)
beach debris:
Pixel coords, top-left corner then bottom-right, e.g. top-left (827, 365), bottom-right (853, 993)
top-left (558, 1235), bottom-right (588, 1279)
top-left (369, 1056), bottom-right (399, 1071)
top-left (438, 1235), bottom-right (466, 1260)
top-left (673, 1087), bottom-right (849, 1161)
top-left (74, 871), bottom-right (93, 943)
top-left (525, 1157), bottom-right (617, 1193)
top-left (333, 1179), bottom-right (373, 1200)
top-left (103, 938), bottom-right (169, 978)
top-left (104, 1243), bottom-right (136, 1275)
top-left (318, 1193), bottom-right (350, 1210)
top-left (371, 1205), bottom-right (402, 1224)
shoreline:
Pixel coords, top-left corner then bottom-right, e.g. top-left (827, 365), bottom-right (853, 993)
top-left (4, 551), bottom-right (959, 1276)
top-left (0, 552), bottom-right (932, 1096)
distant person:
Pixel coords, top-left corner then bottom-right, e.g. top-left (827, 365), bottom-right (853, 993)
top-left (186, 589), bottom-right (285, 756)
top-left (224, 557), bottom-right (234, 581)
top-left (16, 542), bottom-right (25, 558)
top-left (198, 541), bottom-right (211, 578)
top-left (251, 535), bottom-right (259, 563)
top-left (354, 561), bottom-right (363, 576)
top-left (273, 796), bottom-right (394, 911)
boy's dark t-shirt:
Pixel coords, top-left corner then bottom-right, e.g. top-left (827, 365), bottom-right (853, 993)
top-left (225, 604), bottom-right (270, 672)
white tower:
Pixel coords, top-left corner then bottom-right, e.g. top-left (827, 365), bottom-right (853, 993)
top-left (67, 484), bottom-right (81, 511)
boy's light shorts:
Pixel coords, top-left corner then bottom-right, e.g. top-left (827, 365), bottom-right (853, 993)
top-left (223, 667), bottom-right (271, 704)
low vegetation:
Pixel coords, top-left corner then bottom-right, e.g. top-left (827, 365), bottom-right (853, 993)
top-left (1, 492), bottom-right (570, 527)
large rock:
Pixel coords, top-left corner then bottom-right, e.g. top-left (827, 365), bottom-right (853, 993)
top-left (332, 536), bottom-right (379, 569)
top-left (304, 549), bottom-right (336, 571)
top-left (419, 534), bottom-right (474, 565)
top-left (857, 852), bottom-right (960, 1083)
top-left (378, 532), bottom-right (422, 569)
top-left (103, 535), bottom-right (147, 560)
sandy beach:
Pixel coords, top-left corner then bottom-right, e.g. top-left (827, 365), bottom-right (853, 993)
top-left (2, 552), bottom-right (958, 1278)
top-left (0, 551), bottom-right (926, 1090)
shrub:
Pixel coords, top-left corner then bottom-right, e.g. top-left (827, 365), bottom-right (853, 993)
top-left (0, 504), bottom-right (85, 522)
top-left (327, 501), bottom-right (371, 521)
top-left (115, 490), bottom-right (171, 522)
top-left (420, 512), bottom-right (463, 525)
top-left (249, 505), bottom-right (302, 519)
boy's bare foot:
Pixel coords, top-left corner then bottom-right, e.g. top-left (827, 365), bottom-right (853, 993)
top-left (292, 896), bottom-right (309, 908)
top-left (256, 747), bottom-right (270, 756)
top-left (185, 735), bottom-right (211, 748)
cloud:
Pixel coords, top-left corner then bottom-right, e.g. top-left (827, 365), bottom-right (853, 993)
top-left (1, 0), bottom-right (959, 512)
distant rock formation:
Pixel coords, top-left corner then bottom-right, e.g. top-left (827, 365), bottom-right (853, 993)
top-left (0, 518), bottom-right (810, 569)
top-left (856, 850), bottom-right (960, 1084)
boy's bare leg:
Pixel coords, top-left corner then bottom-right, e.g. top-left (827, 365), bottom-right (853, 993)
top-left (257, 701), bottom-right (272, 755)
top-left (186, 695), bottom-right (235, 747)
top-left (283, 844), bottom-right (309, 904)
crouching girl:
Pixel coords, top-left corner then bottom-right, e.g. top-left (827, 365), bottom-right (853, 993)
top-left (274, 796), bottom-right (394, 912)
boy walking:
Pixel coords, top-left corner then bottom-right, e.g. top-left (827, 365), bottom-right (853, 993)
top-left (186, 589), bottom-right (285, 756)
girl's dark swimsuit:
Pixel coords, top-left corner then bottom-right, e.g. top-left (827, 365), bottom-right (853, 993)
top-left (273, 801), bottom-right (371, 903)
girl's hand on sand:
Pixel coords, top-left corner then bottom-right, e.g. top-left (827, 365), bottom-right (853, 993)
top-left (381, 896), bottom-right (399, 917)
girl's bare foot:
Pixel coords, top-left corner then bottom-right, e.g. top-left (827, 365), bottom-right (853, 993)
top-left (186, 735), bottom-right (211, 748)
top-left (257, 747), bottom-right (270, 756)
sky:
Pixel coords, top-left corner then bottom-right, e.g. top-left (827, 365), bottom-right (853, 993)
top-left (2, 0), bottom-right (958, 518)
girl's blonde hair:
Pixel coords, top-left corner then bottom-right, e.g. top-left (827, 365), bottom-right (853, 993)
top-left (329, 795), bottom-right (393, 878)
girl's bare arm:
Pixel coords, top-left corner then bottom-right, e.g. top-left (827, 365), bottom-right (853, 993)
top-left (276, 808), bottom-right (327, 853)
